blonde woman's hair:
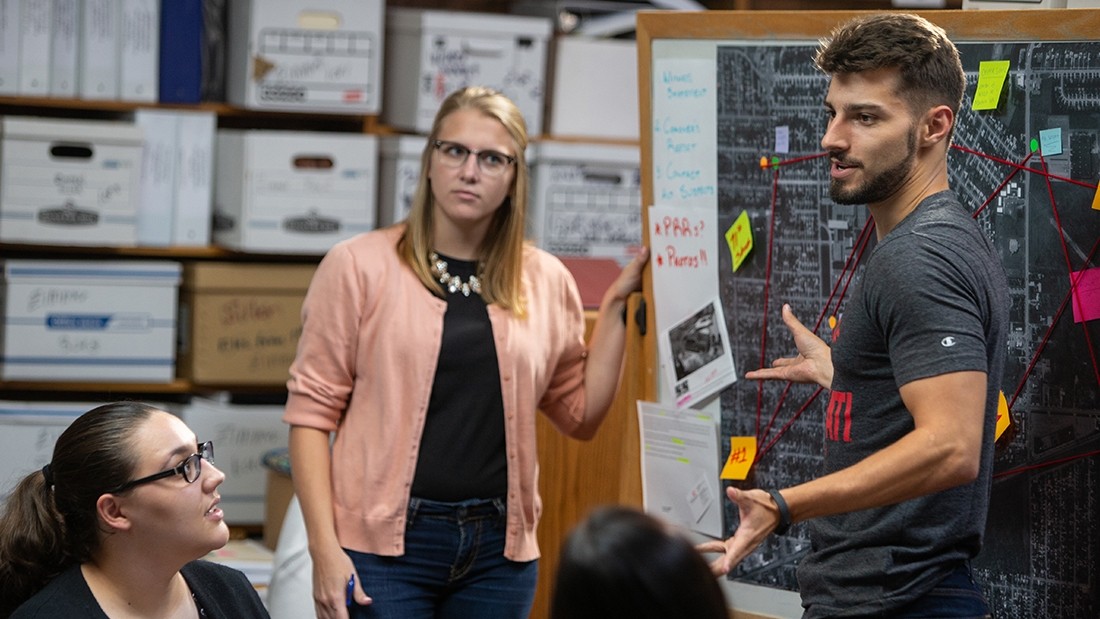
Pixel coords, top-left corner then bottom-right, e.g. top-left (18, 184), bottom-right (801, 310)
top-left (399, 86), bottom-right (530, 315)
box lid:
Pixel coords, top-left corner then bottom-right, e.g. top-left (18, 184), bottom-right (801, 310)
top-left (1, 116), bottom-right (143, 146)
top-left (387, 8), bottom-right (552, 38)
top-left (1, 260), bottom-right (182, 285)
top-left (183, 262), bottom-right (316, 291)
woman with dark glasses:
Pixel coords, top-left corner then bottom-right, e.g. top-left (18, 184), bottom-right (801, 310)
top-left (0, 402), bottom-right (269, 618)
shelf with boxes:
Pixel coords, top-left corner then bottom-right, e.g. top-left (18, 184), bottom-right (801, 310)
top-left (0, 256), bottom-right (319, 395)
top-left (0, 94), bottom-right (347, 396)
top-left (0, 0), bottom-right (649, 392)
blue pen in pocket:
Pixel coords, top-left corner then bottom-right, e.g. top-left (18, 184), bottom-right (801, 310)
top-left (346, 574), bottom-right (355, 608)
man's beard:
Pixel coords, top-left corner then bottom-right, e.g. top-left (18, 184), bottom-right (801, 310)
top-left (829, 129), bottom-right (917, 205)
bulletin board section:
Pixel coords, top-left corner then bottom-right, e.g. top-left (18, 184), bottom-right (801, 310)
top-left (638, 9), bottom-right (1100, 619)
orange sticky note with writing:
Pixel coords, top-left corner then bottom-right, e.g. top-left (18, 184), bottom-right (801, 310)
top-left (720, 436), bottom-right (757, 480)
top-left (995, 391), bottom-right (1012, 442)
top-left (724, 210), bottom-right (753, 272)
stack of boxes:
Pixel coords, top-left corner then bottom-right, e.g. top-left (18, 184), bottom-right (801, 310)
top-left (0, 0), bottom-right (643, 527)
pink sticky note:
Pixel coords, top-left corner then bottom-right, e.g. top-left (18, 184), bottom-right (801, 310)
top-left (1070, 268), bottom-right (1100, 323)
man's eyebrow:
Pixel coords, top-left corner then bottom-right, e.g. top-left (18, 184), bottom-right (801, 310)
top-left (824, 101), bottom-right (888, 115)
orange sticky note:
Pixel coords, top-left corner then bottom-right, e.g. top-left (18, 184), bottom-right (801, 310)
top-left (995, 391), bottom-right (1012, 442)
top-left (1092, 182), bottom-right (1100, 211)
top-left (720, 436), bottom-right (757, 480)
top-left (972, 60), bottom-right (1010, 111)
top-left (724, 210), bottom-right (753, 272)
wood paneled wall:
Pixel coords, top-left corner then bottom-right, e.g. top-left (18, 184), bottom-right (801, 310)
top-left (529, 295), bottom-right (647, 619)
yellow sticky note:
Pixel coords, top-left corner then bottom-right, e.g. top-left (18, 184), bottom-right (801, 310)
top-left (720, 436), bottom-right (757, 480)
top-left (1091, 182), bottom-right (1100, 211)
top-left (972, 60), bottom-right (1010, 111)
top-left (995, 391), bottom-right (1012, 442)
top-left (724, 210), bottom-right (753, 272)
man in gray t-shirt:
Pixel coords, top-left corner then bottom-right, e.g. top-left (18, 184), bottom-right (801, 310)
top-left (698, 14), bottom-right (1008, 618)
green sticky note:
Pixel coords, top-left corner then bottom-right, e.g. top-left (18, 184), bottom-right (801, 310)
top-left (973, 60), bottom-right (1010, 111)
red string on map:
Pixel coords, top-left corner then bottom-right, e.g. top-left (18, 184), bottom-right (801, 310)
top-left (750, 146), bottom-right (1100, 472)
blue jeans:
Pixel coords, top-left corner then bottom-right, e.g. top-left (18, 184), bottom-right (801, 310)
top-left (346, 497), bottom-right (538, 619)
top-left (891, 562), bottom-right (991, 619)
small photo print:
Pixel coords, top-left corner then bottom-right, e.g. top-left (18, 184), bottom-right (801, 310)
top-left (669, 301), bottom-right (725, 381)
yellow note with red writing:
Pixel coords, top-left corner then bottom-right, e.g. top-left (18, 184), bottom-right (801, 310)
top-left (995, 391), bottom-right (1012, 441)
top-left (720, 436), bottom-right (757, 480)
top-left (725, 210), bottom-right (753, 272)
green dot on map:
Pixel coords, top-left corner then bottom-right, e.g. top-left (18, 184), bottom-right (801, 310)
top-left (1030, 138), bottom-right (1039, 152)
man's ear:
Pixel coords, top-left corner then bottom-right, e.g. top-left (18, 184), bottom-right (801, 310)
top-left (921, 105), bottom-right (954, 146)
top-left (96, 493), bottom-right (134, 533)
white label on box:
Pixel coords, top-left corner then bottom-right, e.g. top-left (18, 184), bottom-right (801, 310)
top-left (254, 27), bottom-right (377, 107)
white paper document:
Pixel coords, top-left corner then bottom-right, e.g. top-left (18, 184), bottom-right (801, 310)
top-left (661, 296), bottom-right (737, 409)
top-left (638, 400), bottom-right (723, 538)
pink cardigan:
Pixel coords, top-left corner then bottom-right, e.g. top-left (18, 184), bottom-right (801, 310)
top-left (283, 224), bottom-right (588, 561)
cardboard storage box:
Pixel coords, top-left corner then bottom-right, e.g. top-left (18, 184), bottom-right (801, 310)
top-left (0, 400), bottom-right (93, 499)
top-left (548, 37), bottom-right (638, 140)
top-left (377, 135), bottom-right (426, 227)
top-left (0, 260), bottom-right (182, 382)
top-left (383, 9), bottom-right (552, 134)
top-left (179, 397), bottom-right (290, 525)
top-left (226, 0), bottom-right (385, 114)
top-left (213, 129), bottom-right (378, 254)
top-left (529, 141), bottom-right (643, 265)
top-left (178, 262), bottom-right (316, 385)
top-left (0, 117), bottom-right (143, 246)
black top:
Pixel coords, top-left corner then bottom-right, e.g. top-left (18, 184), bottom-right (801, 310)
top-left (11, 560), bottom-right (270, 618)
top-left (411, 253), bottom-right (508, 501)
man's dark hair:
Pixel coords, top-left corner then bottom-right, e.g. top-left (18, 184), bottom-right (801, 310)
top-left (815, 13), bottom-right (965, 123)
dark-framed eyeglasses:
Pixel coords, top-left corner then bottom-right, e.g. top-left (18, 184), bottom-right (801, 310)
top-left (108, 441), bottom-right (214, 494)
top-left (432, 140), bottom-right (516, 176)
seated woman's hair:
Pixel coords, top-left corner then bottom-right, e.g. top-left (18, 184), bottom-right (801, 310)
top-left (550, 505), bottom-right (728, 619)
top-left (0, 402), bottom-right (158, 616)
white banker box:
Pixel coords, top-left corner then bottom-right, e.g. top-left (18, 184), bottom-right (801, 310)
top-left (383, 9), bottom-right (552, 134)
top-left (0, 117), bottom-right (143, 246)
top-left (213, 129), bottom-right (378, 254)
top-left (529, 141), bottom-right (642, 265)
top-left (0, 260), bottom-right (181, 382)
top-left (0, 401), bottom-right (95, 499)
top-left (179, 397), bottom-right (290, 525)
top-left (548, 37), bottom-right (638, 140)
top-left (226, 0), bottom-right (385, 114)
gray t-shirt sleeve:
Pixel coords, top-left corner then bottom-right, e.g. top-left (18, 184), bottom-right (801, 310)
top-left (864, 226), bottom-right (993, 390)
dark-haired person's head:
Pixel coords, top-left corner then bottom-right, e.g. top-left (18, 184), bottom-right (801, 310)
top-left (0, 402), bottom-right (229, 616)
top-left (550, 505), bottom-right (728, 619)
top-left (814, 13), bottom-right (964, 136)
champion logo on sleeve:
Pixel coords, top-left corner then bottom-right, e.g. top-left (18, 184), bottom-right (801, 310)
top-left (941, 336), bottom-right (958, 348)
